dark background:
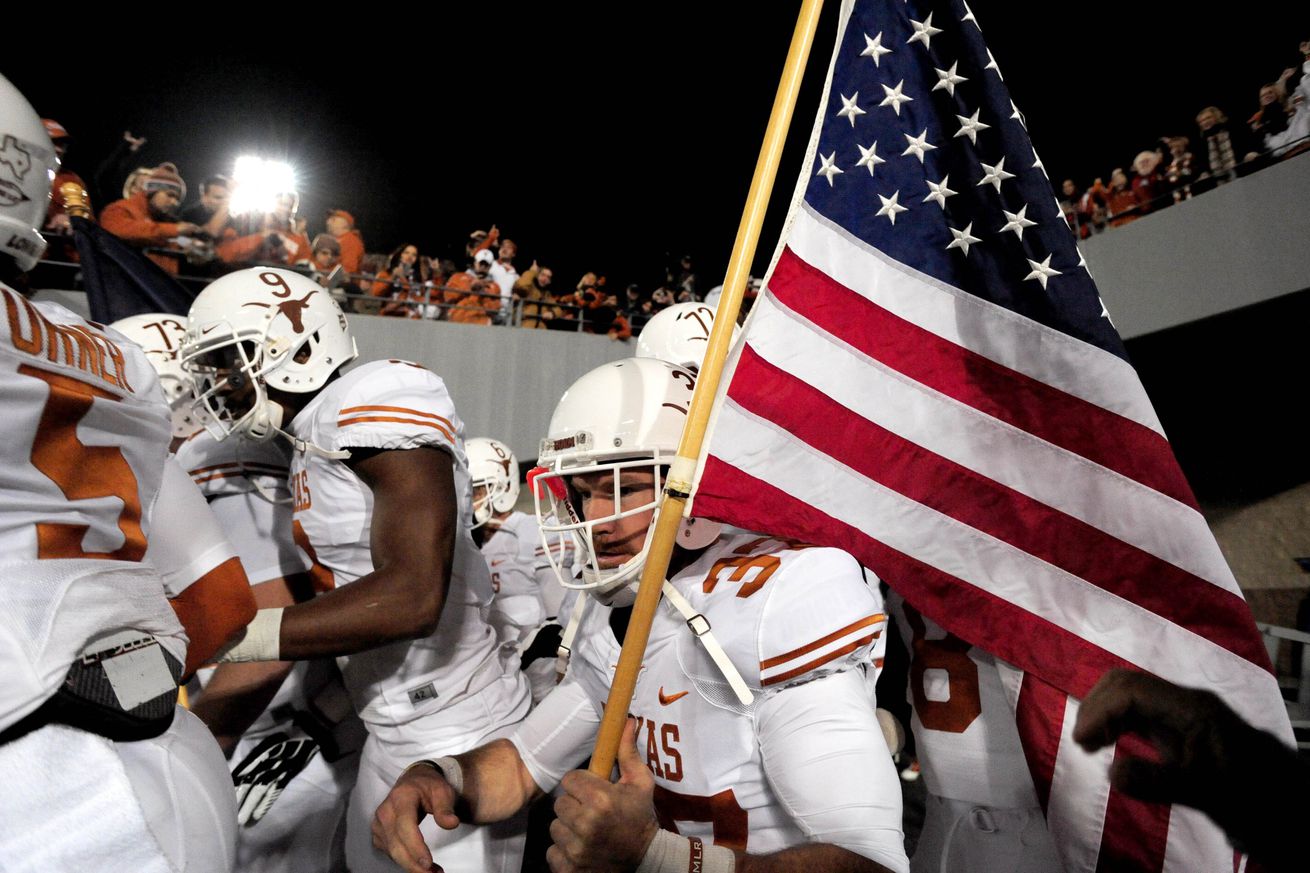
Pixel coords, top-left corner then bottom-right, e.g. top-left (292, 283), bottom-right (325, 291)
top-left (8, 4), bottom-right (1308, 293)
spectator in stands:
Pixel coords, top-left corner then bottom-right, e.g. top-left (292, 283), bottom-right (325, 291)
top-left (489, 238), bottom-right (519, 324)
top-left (269, 192), bottom-right (311, 263)
top-left (1195, 106), bottom-right (1254, 186)
top-left (1105, 168), bottom-right (1139, 228)
top-left (372, 243), bottom-right (437, 318)
top-left (1250, 84), bottom-right (1290, 140)
top-left (446, 249), bottom-right (502, 325)
top-left (651, 285), bottom-right (674, 312)
top-left (100, 163), bottom-right (199, 275)
top-left (1058, 178), bottom-right (1090, 238)
top-left (217, 192), bottom-right (311, 268)
top-left (325, 209), bottom-right (365, 275)
top-left (584, 289), bottom-right (632, 341)
top-left (1079, 178), bottom-right (1110, 234)
top-left (1163, 136), bottom-right (1197, 200)
top-left (121, 166), bottom-right (153, 200)
top-left (514, 262), bottom-right (558, 329)
top-left (466, 227), bottom-right (497, 259)
top-left (673, 254), bottom-right (697, 299)
top-left (91, 129), bottom-right (147, 209)
top-left (1255, 76), bottom-right (1310, 158)
top-left (622, 283), bottom-right (645, 320)
top-left (41, 119), bottom-right (89, 234)
top-left (1130, 150), bottom-right (1167, 216)
top-left (180, 176), bottom-right (232, 240)
top-left (308, 234), bottom-right (342, 282)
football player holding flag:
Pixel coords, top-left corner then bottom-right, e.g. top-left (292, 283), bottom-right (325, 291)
top-left (372, 358), bottom-right (909, 873)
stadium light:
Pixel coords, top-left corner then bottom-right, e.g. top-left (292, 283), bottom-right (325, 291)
top-left (229, 156), bottom-right (297, 215)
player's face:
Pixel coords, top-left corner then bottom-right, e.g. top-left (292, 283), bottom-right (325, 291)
top-left (569, 468), bottom-right (657, 569)
top-left (190, 341), bottom-right (258, 418)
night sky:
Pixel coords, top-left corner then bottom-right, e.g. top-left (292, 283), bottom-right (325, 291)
top-left (9, 3), bottom-right (1308, 293)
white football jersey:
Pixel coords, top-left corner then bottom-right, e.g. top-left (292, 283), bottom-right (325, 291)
top-left (175, 430), bottom-right (307, 587)
top-left (287, 359), bottom-right (513, 728)
top-left (481, 511), bottom-right (551, 646)
top-left (0, 287), bottom-right (185, 729)
top-left (560, 535), bottom-right (901, 861)
top-left (887, 591), bottom-right (1041, 809)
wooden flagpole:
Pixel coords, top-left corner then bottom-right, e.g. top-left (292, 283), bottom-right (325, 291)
top-left (588, 0), bottom-right (826, 777)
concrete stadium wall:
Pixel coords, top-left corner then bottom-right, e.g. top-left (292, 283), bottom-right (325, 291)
top-left (345, 317), bottom-right (632, 460)
top-left (1084, 153), bottom-right (1310, 339)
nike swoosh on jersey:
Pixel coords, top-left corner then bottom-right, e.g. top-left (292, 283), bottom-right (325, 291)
top-left (658, 687), bottom-right (689, 706)
top-left (490, 558), bottom-right (507, 567)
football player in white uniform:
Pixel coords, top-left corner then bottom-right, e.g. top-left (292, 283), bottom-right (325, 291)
top-left (109, 313), bottom-right (210, 447)
top-left (887, 595), bottom-right (1063, 873)
top-left (180, 267), bottom-right (531, 873)
top-left (0, 73), bottom-right (254, 873)
top-left (372, 358), bottom-right (909, 873)
top-left (634, 301), bottom-right (738, 373)
top-left (174, 423), bottom-right (363, 873)
top-left (469, 436), bottom-right (551, 641)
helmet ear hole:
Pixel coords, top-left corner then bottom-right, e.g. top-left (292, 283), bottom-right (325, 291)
top-left (293, 335), bottom-right (316, 364)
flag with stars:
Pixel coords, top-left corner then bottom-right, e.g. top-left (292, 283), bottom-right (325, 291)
top-left (691, 1), bottom-right (1290, 871)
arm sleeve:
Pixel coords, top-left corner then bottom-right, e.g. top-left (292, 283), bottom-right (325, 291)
top-left (148, 458), bottom-right (239, 597)
top-left (755, 669), bottom-right (909, 873)
top-left (508, 673), bottom-right (601, 793)
top-left (757, 548), bottom-right (888, 690)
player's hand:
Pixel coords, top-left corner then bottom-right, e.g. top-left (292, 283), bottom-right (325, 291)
top-left (550, 718), bottom-right (658, 872)
top-left (1072, 668), bottom-right (1247, 811)
top-left (372, 762), bottom-right (462, 873)
top-left (232, 731), bottom-right (320, 826)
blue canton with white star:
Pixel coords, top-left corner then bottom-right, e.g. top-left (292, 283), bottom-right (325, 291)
top-left (804, 0), bottom-right (1125, 359)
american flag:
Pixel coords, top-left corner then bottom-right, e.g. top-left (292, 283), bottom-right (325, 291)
top-left (691, 1), bottom-right (1292, 870)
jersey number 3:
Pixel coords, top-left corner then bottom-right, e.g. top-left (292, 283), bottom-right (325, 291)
top-left (23, 365), bottom-right (146, 561)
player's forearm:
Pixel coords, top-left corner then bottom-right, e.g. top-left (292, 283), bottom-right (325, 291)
top-left (276, 565), bottom-right (449, 659)
top-left (454, 738), bottom-right (544, 823)
top-left (191, 659), bottom-right (295, 754)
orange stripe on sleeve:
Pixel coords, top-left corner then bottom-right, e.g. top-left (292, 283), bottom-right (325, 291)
top-left (760, 613), bottom-right (885, 670)
top-left (761, 634), bottom-right (878, 687)
top-left (339, 405), bottom-right (454, 429)
top-left (337, 415), bottom-right (454, 444)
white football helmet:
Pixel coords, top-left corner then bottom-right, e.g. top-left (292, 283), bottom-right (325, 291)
top-left (466, 437), bottom-right (520, 528)
top-left (635, 302), bottom-right (739, 372)
top-left (181, 267), bottom-right (357, 442)
top-left (110, 313), bottom-right (210, 438)
top-left (532, 357), bottom-right (719, 606)
top-left (0, 74), bottom-right (58, 272)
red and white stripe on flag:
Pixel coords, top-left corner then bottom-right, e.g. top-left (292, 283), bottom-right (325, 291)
top-left (694, 204), bottom-right (1291, 870)
top-left (693, 61), bottom-right (1290, 873)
